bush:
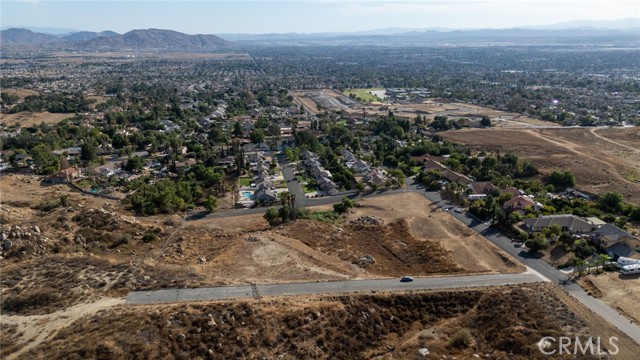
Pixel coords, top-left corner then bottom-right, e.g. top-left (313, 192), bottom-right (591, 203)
top-left (525, 234), bottom-right (549, 253)
top-left (333, 197), bottom-right (355, 214)
top-left (142, 232), bottom-right (157, 243)
top-left (449, 328), bottom-right (472, 348)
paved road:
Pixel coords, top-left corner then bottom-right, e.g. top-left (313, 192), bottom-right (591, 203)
top-left (406, 179), bottom-right (640, 344)
top-left (182, 174), bottom-right (640, 344)
top-left (126, 272), bottom-right (545, 305)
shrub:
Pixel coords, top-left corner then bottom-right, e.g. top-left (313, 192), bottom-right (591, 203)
top-left (449, 328), bottom-right (472, 348)
top-left (142, 232), bottom-right (157, 243)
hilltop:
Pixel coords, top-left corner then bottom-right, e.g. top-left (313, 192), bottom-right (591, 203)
top-left (0, 28), bottom-right (231, 50)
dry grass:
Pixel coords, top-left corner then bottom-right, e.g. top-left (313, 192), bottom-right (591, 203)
top-left (339, 193), bottom-right (524, 274)
top-left (441, 128), bottom-right (640, 204)
top-left (0, 112), bottom-right (72, 128)
top-left (11, 283), bottom-right (639, 360)
top-left (578, 272), bottom-right (640, 325)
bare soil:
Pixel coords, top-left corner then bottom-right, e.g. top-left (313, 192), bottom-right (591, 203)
top-left (578, 272), bottom-right (640, 325)
top-left (290, 90), bottom-right (558, 128)
top-left (339, 193), bottom-right (524, 275)
top-left (0, 112), bottom-right (72, 127)
top-left (441, 128), bottom-right (640, 204)
top-left (7, 283), bottom-right (639, 360)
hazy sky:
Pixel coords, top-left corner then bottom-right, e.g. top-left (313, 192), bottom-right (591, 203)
top-left (1, 0), bottom-right (639, 34)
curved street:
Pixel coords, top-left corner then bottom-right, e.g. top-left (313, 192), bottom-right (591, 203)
top-left (182, 167), bottom-right (640, 345)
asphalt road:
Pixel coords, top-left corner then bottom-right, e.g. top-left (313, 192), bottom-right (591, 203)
top-left (407, 179), bottom-right (640, 344)
top-left (181, 174), bottom-right (640, 344)
top-left (126, 272), bottom-right (545, 305)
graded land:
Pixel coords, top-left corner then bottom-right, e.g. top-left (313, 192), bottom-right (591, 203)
top-left (441, 127), bottom-right (640, 204)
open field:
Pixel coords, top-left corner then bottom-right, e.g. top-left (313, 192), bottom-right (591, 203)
top-left (441, 127), bottom-right (640, 204)
top-left (1, 176), bottom-right (639, 358)
top-left (0, 89), bottom-right (38, 100)
top-left (4, 283), bottom-right (639, 360)
top-left (329, 193), bottom-right (524, 275)
top-left (579, 272), bottom-right (640, 325)
top-left (0, 112), bottom-right (72, 128)
top-left (0, 177), bottom-right (521, 319)
top-left (343, 88), bottom-right (384, 102)
top-left (291, 90), bottom-right (558, 128)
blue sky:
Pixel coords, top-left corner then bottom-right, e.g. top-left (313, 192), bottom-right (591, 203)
top-left (1, 0), bottom-right (638, 34)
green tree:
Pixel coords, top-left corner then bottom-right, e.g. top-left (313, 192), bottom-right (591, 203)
top-left (31, 144), bottom-right (60, 175)
top-left (525, 233), bottom-right (549, 253)
top-left (249, 129), bottom-right (265, 144)
top-left (431, 115), bottom-right (451, 131)
top-left (80, 139), bottom-right (98, 162)
top-left (599, 192), bottom-right (623, 213)
top-left (232, 121), bottom-right (243, 137)
top-left (333, 197), bottom-right (355, 214)
top-left (548, 171), bottom-right (575, 189)
top-left (264, 208), bottom-right (279, 226)
top-left (203, 196), bottom-right (218, 212)
top-left (480, 116), bottom-right (492, 127)
top-left (124, 156), bottom-right (144, 173)
top-left (267, 123), bottom-right (281, 137)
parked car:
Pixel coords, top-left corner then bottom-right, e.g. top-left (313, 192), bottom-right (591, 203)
top-left (400, 276), bottom-right (414, 282)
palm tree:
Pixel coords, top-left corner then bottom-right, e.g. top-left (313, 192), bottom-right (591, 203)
top-left (598, 254), bottom-right (611, 272)
top-left (572, 258), bottom-right (587, 277)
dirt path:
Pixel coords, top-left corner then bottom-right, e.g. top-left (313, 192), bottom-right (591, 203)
top-left (1, 297), bottom-right (125, 360)
top-left (525, 129), bottom-right (637, 186)
top-left (591, 127), bottom-right (640, 155)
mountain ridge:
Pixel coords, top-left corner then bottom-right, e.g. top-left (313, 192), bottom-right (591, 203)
top-left (0, 28), bottom-right (231, 50)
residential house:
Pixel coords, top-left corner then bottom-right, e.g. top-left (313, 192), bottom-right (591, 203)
top-left (364, 169), bottom-right (387, 186)
top-left (254, 189), bottom-right (278, 203)
top-left (254, 176), bottom-right (274, 191)
top-left (504, 195), bottom-right (542, 214)
top-left (44, 167), bottom-right (82, 184)
top-left (468, 181), bottom-right (496, 195)
top-left (317, 177), bottom-right (337, 195)
top-left (606, 243), bottom-right (635, 259)
top-left (14, 153), bottom-right (32, 167)
top-left (523, 215), bottom-right (595, 234)
top-left (591, 224), bottom-right (640, 252)
top-left (349, 159), bottom-right (370, 174)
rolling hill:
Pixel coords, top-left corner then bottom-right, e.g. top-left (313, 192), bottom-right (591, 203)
top-left (0, 28), bottom-right (231, 50)
top-left (0, 28), bottom-right (61, 45)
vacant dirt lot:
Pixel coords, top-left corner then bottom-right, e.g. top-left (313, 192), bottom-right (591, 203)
top-left (579, 272), bottom-right (640, 325)
top-left (0, 176), bottom-right (521, 317)
top-left (0, 89), bottom-right (38, 99)
top-left (290, 90), bottom-right (321, 114)
top-left (5, 283), bottom-right (638, 360)
top-left (339, 193), bottom-right (524, 275)
top-left (441, 127), bottom-right (640, 204)
top-left (291, 90), bottom-right (558, 128)
top-left (0, 112), bottom-right (72, 127)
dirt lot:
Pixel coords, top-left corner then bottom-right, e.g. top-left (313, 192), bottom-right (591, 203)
top-left (4, 283), bottom-right (638, 360)
top-left (579, 272), bottom-right (640, 325)
top-left (0, 89), bottom-right (38, 99)
top-left (1, 176), bottom-right (638, 359)
top-left (290, 90), bottom-right (321, 114)
top-left (441, 127), bottom-right (640, 204)
top-left (0, 177), bottom-right (521, 317)
top-left (0, 112), bottom-right (72, 128)
top-left (290, 90), bottom-right (558, 128)
top-left (336, 193), bottom-right (523, 275)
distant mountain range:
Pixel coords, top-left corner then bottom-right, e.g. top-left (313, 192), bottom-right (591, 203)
top-left (1, 18), bottom-right (638, 49)
top-left (220, 18), bottom-right (640, 41)
top-left (0, 28), bottom-right (231, 50)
